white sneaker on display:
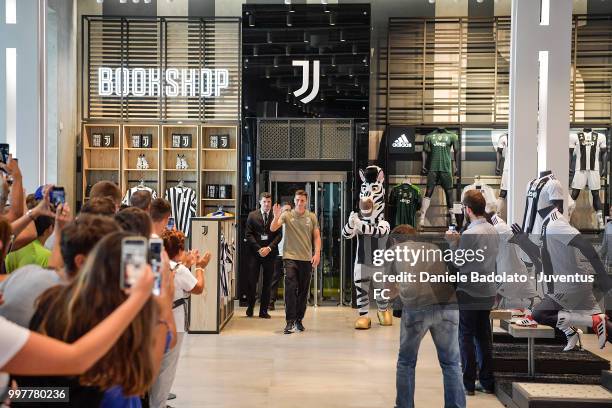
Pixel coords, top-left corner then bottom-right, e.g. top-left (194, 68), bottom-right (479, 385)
top-left (136, 154), bottom-right (143, 170)
top-left (592, 313), bottom-right (607, 349)
top-left (141, 155), bottom-right (150, 170)
top-left (562, 327), bottom-right (583, 352)
top-left (181, 155), bottom-right (188, 169)
top-left (176, 155), bottom-right (182, 170)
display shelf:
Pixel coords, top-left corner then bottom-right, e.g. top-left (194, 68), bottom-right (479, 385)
top-left (82, 124), bottom-right (121, 202)
top-left (200, 125), bottom-right (238, 216)
top-left (161, 125), bottom-right (199, 212)
top-left (122, 125), bottom-right (160, 195)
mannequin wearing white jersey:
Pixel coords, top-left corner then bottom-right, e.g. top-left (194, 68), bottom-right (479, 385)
top-left (510, 205), bottom-right (612, 350)
top-left (569, 129), bottom-right (608, 229)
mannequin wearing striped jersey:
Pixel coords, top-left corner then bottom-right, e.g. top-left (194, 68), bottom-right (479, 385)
top-left (342, 166), bottom-right (392, 330)
top-left (569, 129), bottom-right (608, 229)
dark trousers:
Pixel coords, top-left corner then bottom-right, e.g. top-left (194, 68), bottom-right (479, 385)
top-left (284, 259), bottom-right (312, 322)
top-left (269, 257), bottom-right (284, 304)
top-left (246, 252), bottom-right (275, 314)
top-left (457, 292), bottom-right (495, 392)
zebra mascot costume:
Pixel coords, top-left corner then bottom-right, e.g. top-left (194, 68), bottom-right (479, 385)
top-left (342, 165), bottom-right (392, 330)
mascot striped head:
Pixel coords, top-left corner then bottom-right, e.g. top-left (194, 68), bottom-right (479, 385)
top-left (359, 165), bottom-right (385, 221)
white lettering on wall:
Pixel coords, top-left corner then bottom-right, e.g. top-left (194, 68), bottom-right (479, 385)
top-left (97, 67), bottom-right (230, 98)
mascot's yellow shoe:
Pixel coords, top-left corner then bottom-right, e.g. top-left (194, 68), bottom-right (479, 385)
top-left (377, 309), bottom-right (393, 326)
top-left (355, 316), bottom-right (372, 330)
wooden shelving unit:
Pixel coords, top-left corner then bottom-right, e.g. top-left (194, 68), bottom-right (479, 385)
top-left (122, 125), bottom-right (160, 198)
top-left (82, 124), bottom-right (121, 201)
top-left (200, 125), bottom-right (238, 216)
top-left (161, 125), bottom-right (199, 210)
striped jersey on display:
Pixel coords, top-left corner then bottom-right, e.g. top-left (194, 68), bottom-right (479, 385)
top-left (165, 186), bottom-right (197, 236)
top-left (521, 174), bottom-right (564, 234)
top-left (569, 131), bottom-right (606, 172)
top-left (122, 186), bottom-right (158, 206)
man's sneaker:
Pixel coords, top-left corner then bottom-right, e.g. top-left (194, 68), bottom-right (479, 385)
top-left (475, 382), bottom-right (494, 394)
top-left (176, 155), bottom-right (182, 169)
top-left (284, 321), bottom-right (295, 334)
top-left (136, 154), bottom-right (143, 170)
top-left (181, 155), bottom-right (189, 169)
top-left (592, 314), bottom-right (607, 349)
top-left (563, 327), bottom-right (583, 352)
top-left (141, 155), bottom-right (150, 169)
top-left (295, 320), bottom-right (305, 332)
top-left (464, 388), bottom-right (475, 396)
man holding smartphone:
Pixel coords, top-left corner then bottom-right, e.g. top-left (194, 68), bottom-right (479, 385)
top-left (270, 190), bottom-right (321, 334)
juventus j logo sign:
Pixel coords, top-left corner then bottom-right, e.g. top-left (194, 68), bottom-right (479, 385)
top-left (292, 60), bottom-right (320, 104)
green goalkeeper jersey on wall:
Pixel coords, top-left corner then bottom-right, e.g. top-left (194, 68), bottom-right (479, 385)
top-left (424, 129), bottom-right (459, 174)
top-left (388, 183), bottom-right (421, 228)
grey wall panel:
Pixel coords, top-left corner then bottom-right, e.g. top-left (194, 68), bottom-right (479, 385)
top-left (103, 0), bottom-right (157, 16)
top-left (188, 0), bottom-right (214, 16)
top-left (588, 0), bottom-right (612, 14)
top-left (469, 0), bottom-right (494, 17)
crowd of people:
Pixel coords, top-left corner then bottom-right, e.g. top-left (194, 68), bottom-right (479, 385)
top-left (0, 156), bottom-right (210, 407)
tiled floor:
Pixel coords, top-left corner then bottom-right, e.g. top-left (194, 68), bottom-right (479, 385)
top-left (175, 306), bottom-right (570, 407)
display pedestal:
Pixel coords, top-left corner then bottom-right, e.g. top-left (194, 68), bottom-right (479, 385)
top-left (188, 217), bottom-right (236, 334)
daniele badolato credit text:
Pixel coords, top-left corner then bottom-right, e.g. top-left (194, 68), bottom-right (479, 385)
top-left (370, 244), bottom-right (594, 300)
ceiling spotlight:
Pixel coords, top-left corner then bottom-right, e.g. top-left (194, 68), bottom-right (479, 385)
top-left (253, 45), bottom-right (258, 56)
top-left (323, 6), bottom-right (330, 13)
top-left (144, 0), bottom-right (151, 3)
top-left (348, 67), bottom-right (354, 77)
top-left (97, 0), bottom-right (103, 3)
top-left (286, 14), bottom-right (292, 26)
top-left (120, 0), bottom-right (127, 3)
top-left (321, 66), bottom-right (326, 76)
top-left (477, 0), bottom-right (484, 3)
top-left (267, 32), bottom-right (272, 43)
top-left (304, 32), bottom-right (309, 43)
top-left (273, 56), bottom-right (279, 68)
top-left (320, 93), bottom-right (324, 101)
top-left (352, 44), bottom-right (357, 55)
top-left (249, 14), bottom-right (255, 27)
top-left (285, 45), bottom-right (290, 56)
top-left (331, 55), bottom-right (336, 67)
top-left (428, 0), bottom-right (435, 3)
top-left (132, 0), bottom-right (140, 3)
top-left (354, 78), bottom-right (359, 87)
top-left (329, 13), bottom-right (336, 26)
top-left (339, 30), bottom-right (345, 42)
top-left (321, 0), bottom-right (328, 4)
top-left (265, 67), bottom-right (271, 79)
top-left (336, 85), bottom-right (340, 93)
top-left (363, 57), bottom-right (368, 66)
top-left (284, 0), bottom-right (291, 4)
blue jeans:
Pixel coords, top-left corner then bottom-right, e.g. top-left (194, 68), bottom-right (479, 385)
top-left (396, 305), bottom-right (466, 408)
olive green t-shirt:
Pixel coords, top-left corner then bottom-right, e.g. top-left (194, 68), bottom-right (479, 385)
top-left (278, 209), bottom-right (319, 262)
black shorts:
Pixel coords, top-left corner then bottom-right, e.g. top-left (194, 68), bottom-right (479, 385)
top-left (426, 171), bottom-right (453, 190)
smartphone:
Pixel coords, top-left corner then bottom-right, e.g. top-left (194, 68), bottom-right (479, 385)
top-left (167, 216), bottom-right (175, 230)
top-left (448, 224), bottom-right (457, 232)
top-left (50, 187), bottom-right (66, 207)
top-left (120, 237), bottom-right (147, 289)
top-left (0, 144), bottom-right (9, 164)
top-left (149, 238), bottom-right (163, 296)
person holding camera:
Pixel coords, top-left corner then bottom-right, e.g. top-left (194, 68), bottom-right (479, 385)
top-left (445, 190), bottom-right (499, 396)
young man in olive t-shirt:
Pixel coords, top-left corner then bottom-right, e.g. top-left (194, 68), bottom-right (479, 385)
top-left (271, 190), bottom-right (321, 334)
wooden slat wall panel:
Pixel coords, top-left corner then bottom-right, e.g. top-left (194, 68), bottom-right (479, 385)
top-left (84, 17), bottom-right (240, 122)
top-left (381, 15), bottom-right (612, 126)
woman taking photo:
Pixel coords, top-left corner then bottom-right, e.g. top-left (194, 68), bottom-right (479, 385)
top-left (11, 231), bottom-right (176, 407)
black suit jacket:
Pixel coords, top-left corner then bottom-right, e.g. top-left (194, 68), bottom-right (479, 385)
top-left (245, 209), bottom-right (282, 258)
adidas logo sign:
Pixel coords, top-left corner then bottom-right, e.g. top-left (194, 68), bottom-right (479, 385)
top-left (392, 134), bottom-right (412, 148)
